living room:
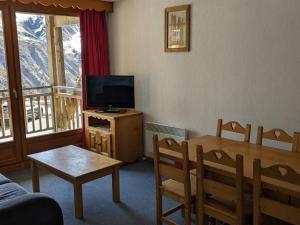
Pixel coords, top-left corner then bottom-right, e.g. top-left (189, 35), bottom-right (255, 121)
top-left (1, 0), bottom-right (300, 225)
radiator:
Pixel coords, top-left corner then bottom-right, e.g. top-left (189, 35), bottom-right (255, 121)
top-left (144, 122), bottom-right (188, 158)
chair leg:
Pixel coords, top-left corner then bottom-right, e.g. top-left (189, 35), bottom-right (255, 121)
top-left (184, 204), bottom-right (191, 225)
top-left (156, 192), bottom-right (162, 225)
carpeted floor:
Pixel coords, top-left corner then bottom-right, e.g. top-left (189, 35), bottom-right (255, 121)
top-left (5, 160), bottom-right (185, 225)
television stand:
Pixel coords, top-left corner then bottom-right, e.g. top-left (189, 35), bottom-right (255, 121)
top-left (83, 110), bottom-right (143, 163)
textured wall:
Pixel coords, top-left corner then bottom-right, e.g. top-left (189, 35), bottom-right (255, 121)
top-left (107, 0), bottom-right (300, 145)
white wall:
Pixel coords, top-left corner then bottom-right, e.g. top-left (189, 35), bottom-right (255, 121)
top-left (107, 0), bottom-right (300, 142)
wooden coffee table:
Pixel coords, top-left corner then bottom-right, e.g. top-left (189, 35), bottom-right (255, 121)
top-left (27, 145), bottom-right (122, 219)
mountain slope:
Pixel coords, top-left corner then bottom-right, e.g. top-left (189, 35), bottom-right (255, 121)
top-left (0, 15), bottom-right (81, 91)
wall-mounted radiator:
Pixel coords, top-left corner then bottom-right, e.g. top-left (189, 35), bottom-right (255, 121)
top-left (144, 122), bottom-right (188, 158)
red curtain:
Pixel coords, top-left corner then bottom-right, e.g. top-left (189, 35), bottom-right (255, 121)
top-left (80, 10), bottom-right (110, 146)
top-left (80, 9), bottom-right (110, 110)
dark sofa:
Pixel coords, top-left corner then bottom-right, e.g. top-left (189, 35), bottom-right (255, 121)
top-left (0, 173), bottom-right (63, 225)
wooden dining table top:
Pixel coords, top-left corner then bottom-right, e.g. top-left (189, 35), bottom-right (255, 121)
top-left (188, 135), bottom-right (300, 172)
top-left (162, 135), bottom-right (300, 192)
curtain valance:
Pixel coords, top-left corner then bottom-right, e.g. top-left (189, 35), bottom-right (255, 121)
top-left (3, 0), bottom-right (113, 12)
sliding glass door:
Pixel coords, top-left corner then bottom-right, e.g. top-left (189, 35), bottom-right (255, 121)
top-left (0, 5), bottom-right (82, 167)
top-left (0, 10), bottom-right (13, 143)
top-left (15, 12), bottom-right (82, 139)
top-left (0, 6), bottom-right (23, 166)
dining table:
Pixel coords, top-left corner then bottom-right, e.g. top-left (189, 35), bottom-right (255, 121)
top-left (182, 135), bottom-right (300, 194)
top-left (159, 134), bottom-right (300, 223)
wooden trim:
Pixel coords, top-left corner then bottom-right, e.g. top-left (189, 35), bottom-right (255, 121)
top-left (0, 130), bottom-right (83, 173)
top-left (13, 0), bottom-right (113, 12)
top-left (26, 128), bottom-right (82, 143)
top-left (13, 1), bottom-right (80, 16)
top-left (8, 3), bottom-right (30, 165)
top-left (0, 160), bottom-right (29, 173)
top-left (26, 129), bottom-right (83, 160)
top-left (0, 4), bottom-right (26, 165)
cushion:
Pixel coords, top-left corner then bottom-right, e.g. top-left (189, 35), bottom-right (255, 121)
top-left (0, 183), bottom-right (27, 202)
top-left (0, 174), bottom-right (11, 185)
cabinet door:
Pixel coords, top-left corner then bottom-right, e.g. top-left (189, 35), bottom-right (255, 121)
top-left (88, 128), bottom-right (112, 157)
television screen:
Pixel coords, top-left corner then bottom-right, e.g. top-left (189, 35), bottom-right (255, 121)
top-left (86, 75), bottom-right (135, 109)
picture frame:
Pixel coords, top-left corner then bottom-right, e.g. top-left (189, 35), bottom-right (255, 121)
top-left (164, 4), bottom-right (190, 52)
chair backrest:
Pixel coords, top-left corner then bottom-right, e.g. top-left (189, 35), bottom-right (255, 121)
top-left (256, 126), bottom-right (300, 152)
top-left (253, 159), bottom-right (300, 225)
top-left (153, 134), bottom-right (191, 199)
top-left (216, 119), bottom-right (251, 142)
top-left (196, 146), bottom-right (244, 225)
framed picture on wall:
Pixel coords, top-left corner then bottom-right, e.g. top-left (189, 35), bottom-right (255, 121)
top-left (165, 4), bottom-right (190, 52)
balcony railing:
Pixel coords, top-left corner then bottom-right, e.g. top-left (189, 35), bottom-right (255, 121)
top-left (0, 90), bottom-right (13, 140)
top-left (53, 86), bottom-right (82, 132)
top-left (0, 86), bottom-right (82, 141)
top-left (23, 86), bottom-right (54, 135)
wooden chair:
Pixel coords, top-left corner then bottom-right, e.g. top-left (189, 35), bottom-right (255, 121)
top-left (153, 135), bottom-right (195, 225)
top-left (89, 130), bottom-right (112, 157)
top-left (253, 159), bottom-right (300, 225)
top-left (195, 147), bottom-right (247, 225)
top-left (256, 127), bottom-right (300, 152)
top-left (217, 119), bottom-right (251, 142)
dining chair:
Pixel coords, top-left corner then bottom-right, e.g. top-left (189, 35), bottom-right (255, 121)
top-left (256, 127), bottom-right (300, 152)
top-left (216, 119), bottom-right (251, 142)
top-left (253, 159), bottom-right (300, 225)
top-left (153, 135), bottom-right (195, 225)
top-left (195, 146), bottom-right (248, 225)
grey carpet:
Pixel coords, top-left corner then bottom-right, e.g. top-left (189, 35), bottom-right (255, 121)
top-left (5, 161), bottom-right (186, 225)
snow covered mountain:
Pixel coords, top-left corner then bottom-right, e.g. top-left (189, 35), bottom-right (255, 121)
top-left (0, 14), bottom-right (81, 91)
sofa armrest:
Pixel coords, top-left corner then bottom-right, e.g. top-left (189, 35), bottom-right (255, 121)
top-left (0, 193), bottom-right (63, 225)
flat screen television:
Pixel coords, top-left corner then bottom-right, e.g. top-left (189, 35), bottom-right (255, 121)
top-left (86, 75), bottom-right (135, 110)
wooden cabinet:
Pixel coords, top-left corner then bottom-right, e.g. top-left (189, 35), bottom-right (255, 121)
top-left (83, 110), bottom-right (143, 163)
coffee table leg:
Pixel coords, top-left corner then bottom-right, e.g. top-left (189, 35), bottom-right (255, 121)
top-left (112, 166), bottom-right (120, 203)
top-left (74, 182), bottom-right (83, 219)
top-left (31, 161), bottom-right (40, 192)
